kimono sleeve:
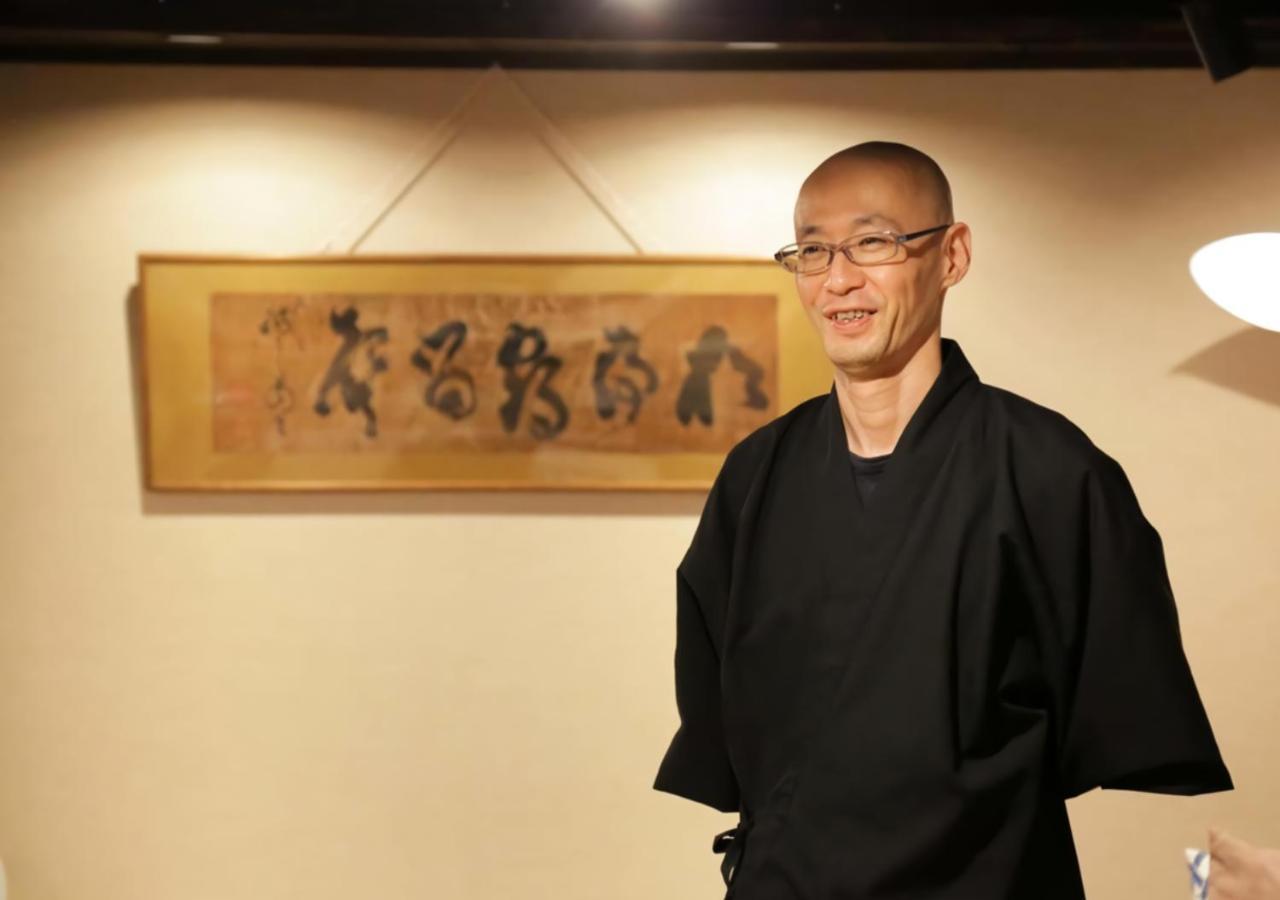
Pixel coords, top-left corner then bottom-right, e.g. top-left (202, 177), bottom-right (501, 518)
top-left (652, 458), bottom-right (744, 814)
top-left (651, 570), bottom-right (740, 812)
top-left (1046, 450), bottom-right (1233, 799)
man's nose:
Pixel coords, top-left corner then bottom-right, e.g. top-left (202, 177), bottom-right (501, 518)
top-left (823, 248), bottom-right (867, 293)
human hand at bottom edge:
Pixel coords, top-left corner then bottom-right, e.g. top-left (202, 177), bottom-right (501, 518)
top-left (1210, 828), bottom-right (1280, 900)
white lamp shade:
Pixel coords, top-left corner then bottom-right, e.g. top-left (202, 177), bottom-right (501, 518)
top-left (1189, 232), bottom-right (1280, 332)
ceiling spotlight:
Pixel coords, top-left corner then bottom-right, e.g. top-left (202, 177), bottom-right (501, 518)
top-left (1189, 233), bottom-right (1280, 332)
top-left (166, 34), bottom-right (224, 45)
top-left (1180, 1), bottom-right (1254, 82)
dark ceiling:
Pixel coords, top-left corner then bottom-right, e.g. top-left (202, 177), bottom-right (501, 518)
top-left (0, 0), bottom-right (1276, 72)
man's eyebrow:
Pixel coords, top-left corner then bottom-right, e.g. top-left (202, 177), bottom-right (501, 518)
top-left (796, 213), bottom-right (901, 240)
top-left (851, 213), bottom-right (901, 229)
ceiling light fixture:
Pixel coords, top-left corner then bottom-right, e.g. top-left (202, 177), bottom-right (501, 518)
top-left (609, 0), bottom-right (672, 11)
top-left (166, 34), bottom-right (224, 45)
top-left (1179, 1), bottom-right (1254, 82)
top-left (1189, 233), bottom-right (1280, 332)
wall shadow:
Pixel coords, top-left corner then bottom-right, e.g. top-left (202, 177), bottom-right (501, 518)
top-left (1173, 327), bottom-right (1280, 409)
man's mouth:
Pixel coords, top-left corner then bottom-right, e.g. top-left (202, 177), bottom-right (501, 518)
top-left (828, 310), bottom-right (876, 323)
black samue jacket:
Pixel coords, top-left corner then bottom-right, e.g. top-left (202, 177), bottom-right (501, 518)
top-left (655, 338), bottom-right (1231, 899)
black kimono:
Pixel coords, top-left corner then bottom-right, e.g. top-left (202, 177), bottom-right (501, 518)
top-left (653, 338), bottom-right (1231, 899)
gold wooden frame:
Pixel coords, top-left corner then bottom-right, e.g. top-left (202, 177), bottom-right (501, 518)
top-left (139, 254), bottom-right (830, 492)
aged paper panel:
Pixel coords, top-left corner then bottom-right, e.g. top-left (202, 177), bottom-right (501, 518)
top-left (210, 292), bottom-right (778, 454)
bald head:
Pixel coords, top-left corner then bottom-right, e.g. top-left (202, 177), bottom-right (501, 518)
top-left (799, 141), bottom-right (954, 228)
top-left (787, 141), bottom-right (972, 379)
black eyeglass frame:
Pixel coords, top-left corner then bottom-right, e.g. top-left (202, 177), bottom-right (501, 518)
top-left (773, 223), bottom-right (952, 274)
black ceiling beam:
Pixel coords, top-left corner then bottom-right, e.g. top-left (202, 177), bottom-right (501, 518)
top-left (0, 5), bottom-right (1276, 70)
top-left (4, 0), bottom-right (1271, 32)
top-left (0, 5), bottom-right (1256, 40)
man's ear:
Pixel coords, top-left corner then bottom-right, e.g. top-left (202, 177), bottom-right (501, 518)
top-left (940, 222), bottom-right (972, 290)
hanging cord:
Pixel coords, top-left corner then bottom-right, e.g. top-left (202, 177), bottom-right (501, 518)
top-left (319, 64), bottom-right (655, 256)
top-left (500, 70), bottom-right (654, 255)
top-left (318, 65), bottom-right (499, 255)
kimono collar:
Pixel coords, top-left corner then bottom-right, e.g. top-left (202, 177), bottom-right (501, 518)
top-left (814, 336), bottom-right (983, 602)
top-left (823, 337), bottom-right (980, 467)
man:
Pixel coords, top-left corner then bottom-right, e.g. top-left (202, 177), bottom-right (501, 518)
top-left (653, 141), bottom-right (1231, 899)
top-left (1211, 829), bottom-right (1280, 900)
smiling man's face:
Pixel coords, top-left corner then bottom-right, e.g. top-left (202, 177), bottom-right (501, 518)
top-left (793, 157), bottom-right (966, 379)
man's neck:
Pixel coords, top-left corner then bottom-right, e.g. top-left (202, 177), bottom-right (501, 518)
top-left (832, 334), bottom-right (943, 458)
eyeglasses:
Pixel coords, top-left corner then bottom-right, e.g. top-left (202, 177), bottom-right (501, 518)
top-left (774, 224), bottom-right (952, 274)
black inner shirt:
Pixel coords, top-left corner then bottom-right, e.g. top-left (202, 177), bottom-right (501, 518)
top-left (848, 450), bottom-right (892, 504)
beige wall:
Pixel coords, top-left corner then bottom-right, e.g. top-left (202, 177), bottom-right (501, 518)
top-left (0, 61), bottom-right (1277, 900)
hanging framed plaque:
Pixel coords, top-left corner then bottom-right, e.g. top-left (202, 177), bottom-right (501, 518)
top-left (139, 254), bottom-right (828, 491)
